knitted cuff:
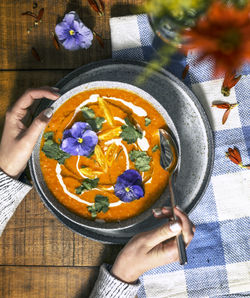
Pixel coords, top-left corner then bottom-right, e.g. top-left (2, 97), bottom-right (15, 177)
top-left (0, 170), bottom-right (32, 236)
top-left (89, 264), bottom-right (140, 298)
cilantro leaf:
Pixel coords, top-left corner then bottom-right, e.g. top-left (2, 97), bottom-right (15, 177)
top-left (145, 117), bottom-right (151, 126)
top-left (86, 117), bottom-right (105, 132)
top-left (129, 150), bottom-right (151, 172)
top-left (152, 145), bottom-right (159, 152)
top-left (42, 132), bottom-right (70, 164)
top-left (43, 131), bottom-right (54, 140)
top-left (120, 118), bottom-right (143, 144)
top-left (87, 195), bottom-right (109, 217)
top-left (75, 178), bottom-right (99, 195)
top-left (81, 106), bottom-right (105, 131)
top-left (81, 106), bottom-right (95, 119)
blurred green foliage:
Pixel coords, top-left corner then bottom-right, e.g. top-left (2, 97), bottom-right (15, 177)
top-left (144, 0), bottom-right (211, 27)
top-left (223, 0), bottom-right (249, 9)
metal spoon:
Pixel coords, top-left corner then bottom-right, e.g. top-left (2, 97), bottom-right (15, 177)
top-left (159, 128), bottom-right (187, 265)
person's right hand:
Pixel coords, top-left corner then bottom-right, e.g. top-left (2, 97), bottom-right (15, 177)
top-left (111, 207), bottom-right (195, 283)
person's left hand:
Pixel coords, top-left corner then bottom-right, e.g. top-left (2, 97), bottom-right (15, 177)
top-left (0, 87), bottom-right (60, 178)
top-left (111, 206), bottom-right (195, 283)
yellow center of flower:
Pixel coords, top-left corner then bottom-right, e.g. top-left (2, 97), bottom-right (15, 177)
top-left (125, 187), bottom-right (130, 192)
top-left (78, 138), bottom-right (83, 143)
top-left (69, 29), bottom-right (75, 36)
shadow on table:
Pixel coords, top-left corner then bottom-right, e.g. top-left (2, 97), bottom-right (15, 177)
top-left (74, 244), bottom-right (124, 298)
top-left (99, 243), bottom-right (124, 264)
top-left (74, 269), bottom-right (99, 298)
top-left (111, 2), bottom-right (141, 17)
top-left (63, 0), bottom-right (95, 30)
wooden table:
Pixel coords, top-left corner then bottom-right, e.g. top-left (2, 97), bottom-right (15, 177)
top-left (0, 1), bottom-right (144, 297)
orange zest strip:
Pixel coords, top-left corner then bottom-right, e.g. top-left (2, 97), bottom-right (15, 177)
top-left (94, 144), bottom-right (108, 172)
top-left (106, 143), bottom-right (120, 167)
top-left (98, 127), bottom-right (122, 141)
top-left (98, 96), bottom-right (114, 126)
top-left (79, 167), bottom-right (103, 179)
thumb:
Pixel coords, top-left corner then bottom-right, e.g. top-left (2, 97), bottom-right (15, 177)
top-left (23, 107), bottom-right (53, 145)
top-left (145, 220), bottom-right (182, 248)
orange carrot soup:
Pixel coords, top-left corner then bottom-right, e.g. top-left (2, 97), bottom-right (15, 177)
top-left (40, 88), bottom-right (169, 222)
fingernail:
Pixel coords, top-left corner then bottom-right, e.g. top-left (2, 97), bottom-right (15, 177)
top-left (163, 206), bottom-right (172, 211)
top-left (169, 221), bottom-right (181, 233)
top-left (52, 87), bottom-right (59, 91)
top-left (176, 205), bottom-right (184, 212)
top-left (43, 107), bottom-right (53, 119)
top-left (152, 208), bottom-right (162, 216)
top-left (51, 87), bottom-right (61, 96)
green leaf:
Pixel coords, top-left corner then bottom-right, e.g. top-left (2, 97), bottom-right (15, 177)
top-left (120, 118), bottom-right (143, 144)
top-left (87, 195), bottom-right (109, 218)
top-left (129, 150), bottom-right (151, 172)
top-left (43, 131), bottom-right (54, 140)
top-left (87, 205), bottom-right (97, 217)
top-left (145, 117), bottom-right (151, 126)
top-left (75, 178), bottom-right (99, 195)
top-left (42, 132), bottom-right (70, 164)
top-left (101, 206), bottom-right (109, 213)
top-left (81, 106), bottom-right (105, 132)
top-left (152, 145), bottom-right (159, 152)
top-left (86, 117), bottom-right (105, 131)
top-left (81, 106), bottom-right (95, 119)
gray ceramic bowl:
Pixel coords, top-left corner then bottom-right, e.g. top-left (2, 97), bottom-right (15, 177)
top-left (30, 81), bottom-right (179, 231)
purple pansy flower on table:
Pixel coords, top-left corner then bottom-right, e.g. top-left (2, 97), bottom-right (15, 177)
top-left (60, 122), bottom-right (98, 156)
top-left (55, 11), bottom-right (93, 51)
top-left (114, 169), bottom-right (144, 203)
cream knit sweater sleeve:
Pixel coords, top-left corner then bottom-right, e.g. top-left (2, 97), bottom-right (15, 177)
top-left (0, 170), bottom-right (32, 236)
top-left (90, 264), bottom-right (140, 298)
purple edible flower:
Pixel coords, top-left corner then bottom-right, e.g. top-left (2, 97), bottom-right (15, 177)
top-left (55, 11), bottom-right (93, 51)
top-left (114, 169), bottom-right (144, 202)
top-left (60, 122), bottom-right (98, 156)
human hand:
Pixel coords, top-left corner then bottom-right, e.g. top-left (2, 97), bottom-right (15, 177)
top-left (0, 87), bottom-right (60, 178)
top-left (111, 207), bottom-right (195, 283)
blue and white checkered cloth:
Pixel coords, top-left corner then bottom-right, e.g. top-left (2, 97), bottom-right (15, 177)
top-left (110, 15), bottom-right (250, 297)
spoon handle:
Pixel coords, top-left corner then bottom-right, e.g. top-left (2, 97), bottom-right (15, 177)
top-left (176, 233), bottom-right (187, 265)
top-left (169, 176), bottom-right (187, 265)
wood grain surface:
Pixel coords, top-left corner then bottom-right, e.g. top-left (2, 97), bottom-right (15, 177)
top-left (0, 1), bottom-right (144, 296)
top-left (0, 0), bottom-right (143, 70)
top-left (0, 266), bottom-right (99, 298)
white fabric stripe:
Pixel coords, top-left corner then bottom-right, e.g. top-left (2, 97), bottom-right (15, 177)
top-left (110, 16), bottom-right (142, 51)
top-left (226, 261), bottom-right (250, 294)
